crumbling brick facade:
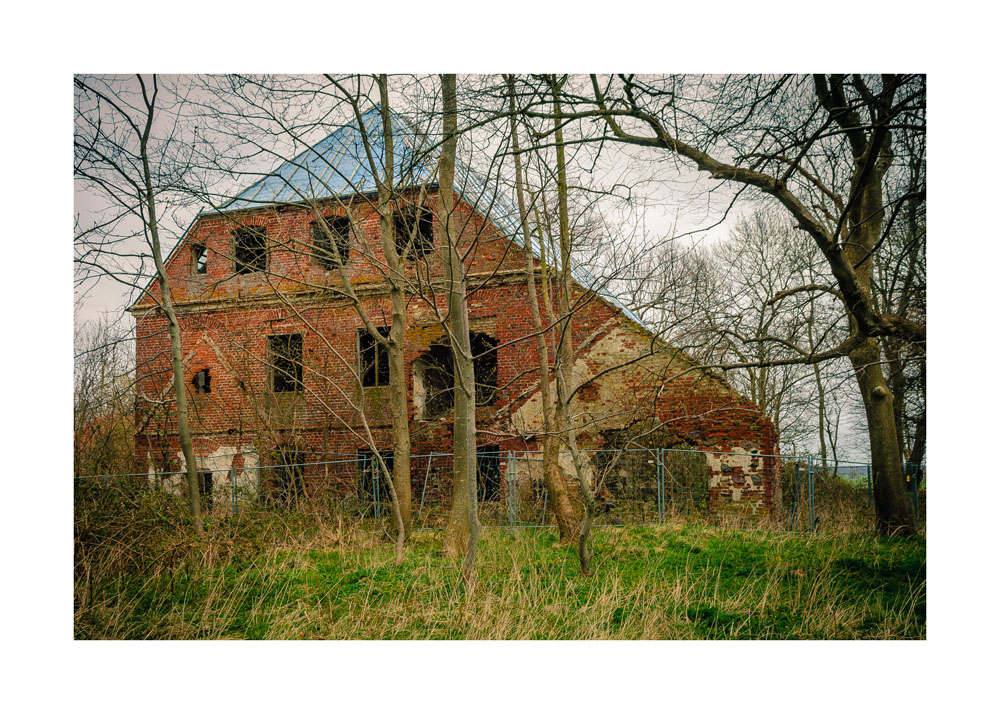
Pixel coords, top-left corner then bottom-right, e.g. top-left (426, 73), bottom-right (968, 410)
top-left (133, 187), bottom-right (779, 519)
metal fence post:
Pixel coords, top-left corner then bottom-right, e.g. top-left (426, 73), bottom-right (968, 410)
top-left (657, 448), bottom-right (665, 524)
top-left (511, 452), bottom-right (518, 525)
top-left (788, 461), bottom-right (800, 531)
top-left (231, 465), bottom-right (237, 515)
top-left (509, 451), bottom-right (518, 526)
top-left (808, 455), bottom-right (816, 534)
top-left (416, 454), bottom-right (433, 526)
top-left (866, 463), bottom-right (873, 507)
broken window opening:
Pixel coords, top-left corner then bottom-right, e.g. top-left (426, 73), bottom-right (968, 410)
top-left (393, 207), bottom-right (434, 259)
top-left (192, 368), bottom-right (211, 394)
top-left (477, 445), bottom-right (501, 502)
top-left (269, 448), bottom-right (305, 506)
top-left (413, 331), bottom-right (498, 419)
top-left (413, 343), bottom-right (454, 420)
top-left (198, 470), bottom-right (213, 511)
top-left (357, 449), bottom-right (393, 502)
top-left (471, 332), bottom-right (499, 405)
top-left (358, 326), bottom-right (391, 387)
top-left (268, 333), bottom-right (303, 393)
top-left (192, 244), bottom-right (208, 275)
top-left (311, 215), bottom-right (351, 269)
top-left (233, 225), bottom-right (268, 274)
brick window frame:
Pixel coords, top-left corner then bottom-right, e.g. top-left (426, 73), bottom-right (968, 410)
top-left (233, 225), bottom-right (268, 274)
top-left (268, 333), bottom-right (303, 393)
top-left (192, 244), bottom-right (208, 275)
top-left (358, 326), bottom-right (391, 387)
top-left (311, 215), bottom-right (351, 269)
top-left (393, 207), bottom-right (434, 259)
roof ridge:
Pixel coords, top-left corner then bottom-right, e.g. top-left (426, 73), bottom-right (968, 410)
top-left (191, 105), bottom-right (647, 330)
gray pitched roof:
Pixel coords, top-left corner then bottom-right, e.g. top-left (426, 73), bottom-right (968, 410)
top-left (213, 107), bottom-right (646, 328)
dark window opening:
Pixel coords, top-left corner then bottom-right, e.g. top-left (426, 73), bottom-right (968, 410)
top-left (311, 216), bottom-right (351, 269)
top-left (270, 448), bottom-right (305, 506)
top-left (198, 471), bottom-right (213, 511)
top-left (234, 226), bottom-right (267, 274)
top-left (192, 244), bottom-right (208, 275)
top-left (393, 207), bottom-right (434, 259)
top-left (414, 343), bottom-right (454, 420)
top-left (357, 449), bottom-right (393, 501)
top-left (358, 326), bottom-right (391, 387)
top-left (413, 331), bottom-right (497, 419)
top-left (268, 334), bottom-right (303, 393)
top-left (192, 368), bottom-right (211, 394)
top-left (477, 446), bottom-right (501, 502)
top-left (471, 332), bottom-right (499, 405)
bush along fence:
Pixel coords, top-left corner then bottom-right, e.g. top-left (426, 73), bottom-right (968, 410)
top-left (75, 447), bottom-right (925, 533)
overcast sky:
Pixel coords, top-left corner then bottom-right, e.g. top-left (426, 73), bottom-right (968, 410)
top-left (12, 3), bottom-right (992, 702)
top-left (73, 73), bottom-right (873, 460)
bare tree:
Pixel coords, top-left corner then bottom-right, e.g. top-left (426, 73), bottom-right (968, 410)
top-left (548, 75), bottom-right (598, 575)
top-left (566, 74), bottom-right (925, 535)
top-left (74, 317), bottom-right (139, 477)
top-left (437, 75), bottom-right (482, 579)
top-left (75, 74), bottom-right (205, 534)
top-left (504, 74), bottom-right (579, 545)
top-left (330, 75), bottom-right (416, 537)
top-left (176, 74), bottom-right (428, 551)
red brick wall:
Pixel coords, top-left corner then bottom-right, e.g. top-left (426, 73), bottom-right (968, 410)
top-left (133, 191), bottom-right (780, 517)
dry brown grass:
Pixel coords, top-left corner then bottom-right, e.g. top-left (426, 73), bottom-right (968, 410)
top-left (74, 479), bottom-right (925, 640)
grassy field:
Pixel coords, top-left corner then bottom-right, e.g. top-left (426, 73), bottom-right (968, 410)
top-left (74, 488), bottom-right (925, 639)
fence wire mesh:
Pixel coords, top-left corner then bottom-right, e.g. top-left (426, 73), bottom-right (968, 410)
top-left (75, 447), bottom-right (925, 533)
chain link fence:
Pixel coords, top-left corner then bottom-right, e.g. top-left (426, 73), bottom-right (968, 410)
top-left (76, 447), bottom-right (925, 532)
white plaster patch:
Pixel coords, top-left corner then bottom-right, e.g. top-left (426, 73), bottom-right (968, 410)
top-left (705, 447), bottom-right (762, 492)
top-left (509, 325), bottom-right (650, 437)
top-left (147, 445), bottom-right (260, 507)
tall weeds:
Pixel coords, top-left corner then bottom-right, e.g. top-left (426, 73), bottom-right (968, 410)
top-left (75, 480), bottom-right (926, 640)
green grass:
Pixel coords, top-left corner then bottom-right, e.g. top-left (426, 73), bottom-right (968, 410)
top-left (75, 517), bottom-right (925, 640)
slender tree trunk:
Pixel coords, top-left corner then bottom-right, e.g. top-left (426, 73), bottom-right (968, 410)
top-left (439, 75), bottom-right (481, 578)
top-left (907, 402), bottom-right (926, 480)
top-left (550, 75), bottom-right (596, 575)
top-left (317, 75), bottom-right (409, 553)
top-left (138, 75), bottom-right (203, 536)
top-left (374, 77), bottom-right (413, 536)
top-left (814, 363), bottom-right (828, 465)
top-left (883, 340), bottom-right (909, 459)
top-left (386, 287), bottom-right (412, 534)
top-left (505, 75), bottom-right (578, 545)
top-left (807, 300), bottom-right (828, 467)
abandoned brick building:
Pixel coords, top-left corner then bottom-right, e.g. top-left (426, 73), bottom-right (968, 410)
top-left (131, 107), bottom-right (780, 519)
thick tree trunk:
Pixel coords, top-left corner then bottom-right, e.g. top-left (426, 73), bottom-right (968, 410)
top-left (850, 339), bottom-right (915, 535)
top-left (505, 75), bottom-right (578, 544)
top-left (830, 75), bottom-right (915, 536)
